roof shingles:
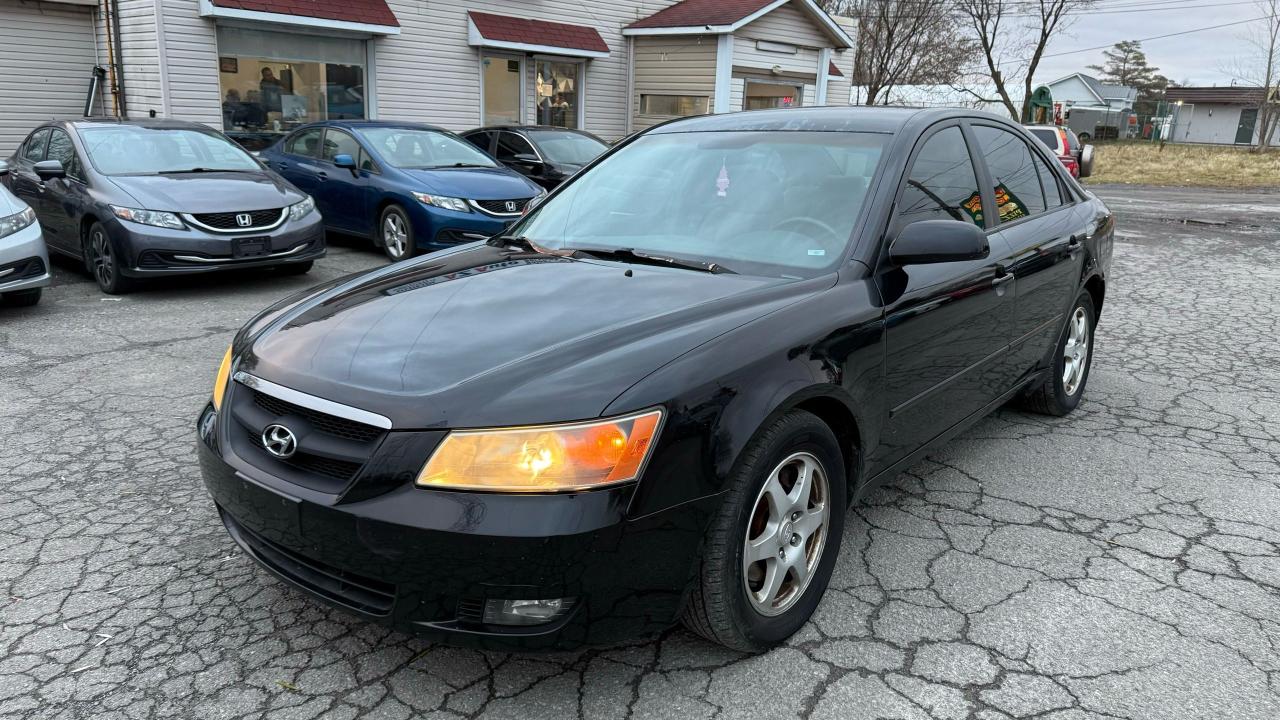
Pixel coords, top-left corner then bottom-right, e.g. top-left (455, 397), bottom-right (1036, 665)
top-left (626, 0), bottom-right (777, 29)
top-left (469, 11), bottom-right (609, 54)
top-left (210, 0), bottom-right (399, 27)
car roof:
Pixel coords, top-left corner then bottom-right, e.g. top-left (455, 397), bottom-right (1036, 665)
top-left (465, 125), bottom-right (605, 139)
top-left (315, 120), bottom-right (450, 133)
top-left (647, 106), bottom-right (1015, 135)
top-left (66, 118), bottom-right (216, 131)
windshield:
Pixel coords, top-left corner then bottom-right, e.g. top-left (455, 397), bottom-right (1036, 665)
top-left (1029, 128), bottom-right (1060, 152)
top-left (80, 126), bottom-right (260, 175)
top-left (526, 130), bottom-right (607, 165)
top-left (357, 127), bottom-right (498, 169)
top-left (512, 131), bottom-right (887, 279)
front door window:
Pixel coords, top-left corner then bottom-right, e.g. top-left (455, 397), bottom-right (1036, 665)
top-left (744, 81), bottom-right (801, 110)
top-left (536, 61), bottom-right (580, 128)
top-left (483, 55), bottom-right (522, 125)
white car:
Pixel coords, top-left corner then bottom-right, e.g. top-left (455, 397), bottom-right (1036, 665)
top-left (0, 159), bottom-right (50, 306)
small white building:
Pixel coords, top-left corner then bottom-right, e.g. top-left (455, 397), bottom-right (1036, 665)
top-left (0, 0), bottom-right (855, 153)
top-left (1042, 73), bottom-right (1137, 113)
top-left (1164, 86), bottom-right (1279, 146)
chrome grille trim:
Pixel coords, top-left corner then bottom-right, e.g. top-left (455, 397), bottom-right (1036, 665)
top-left (232, 372), bottom-right (393, 430)
top-left (182, 208), bottom-right (287, 234)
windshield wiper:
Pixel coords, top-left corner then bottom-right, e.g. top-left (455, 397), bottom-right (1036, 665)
top-left (569, 247), bottom-right (736, 274)
top-left (489, 235), bottom-right (544, 252)
top-left (158, 167), bottom-right (253, 174)
top-left (432, 162), bottom-right (494, 169)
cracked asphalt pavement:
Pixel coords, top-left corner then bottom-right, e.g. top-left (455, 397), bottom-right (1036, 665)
top-left (3, 185), bottom-right (1280, 719)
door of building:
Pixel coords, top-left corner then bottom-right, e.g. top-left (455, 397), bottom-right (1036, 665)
top-left (1236, 108), bottom-right (1258, 145)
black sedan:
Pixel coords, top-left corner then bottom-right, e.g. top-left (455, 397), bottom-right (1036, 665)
top-left (3, 119), bottom-right (324, 294)
top-left (197, 107), bottom-right (1113, 651)
top-left (461, 125), bottom-right (608, 190)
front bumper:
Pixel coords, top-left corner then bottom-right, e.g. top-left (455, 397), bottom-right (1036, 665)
top-left (0, 221), bottom-right (52, 294)
top-left (408, 203), bottom-right (518, 253)
top-left (109, 212), bottom-right (325, 277)
top-left (196, 397), bottom-right (715, 649)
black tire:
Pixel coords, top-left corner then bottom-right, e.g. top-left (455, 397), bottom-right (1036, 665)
top-left (276, 260), bottom-right (313, 276)
top-left (1019, 291), bottom-right (1096, 416)
top-left (682, 410), bottom-right (847, 652)
top-left (2, 288), bottom-right (41, 307)
top-left (378, 205), bottom-right (416, 262)
top-left (84, 221), bottom-right (135, 295)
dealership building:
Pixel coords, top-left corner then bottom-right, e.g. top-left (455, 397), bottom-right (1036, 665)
top-left (0, 0), bottom-right (855, 153)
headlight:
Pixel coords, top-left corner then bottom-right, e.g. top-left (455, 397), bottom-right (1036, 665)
top-left (110, 206), bottom-right (185, 230)
top-left (417, 409), bottom-right (663, 492)
top-left (0, 206), bottom-right (36, 240)
top-left (412, 192), bottom-right (470, 213)
top-left (211, 346), bottom-right (233, 410)
top-left (289, 195), bottom-right (315, 221)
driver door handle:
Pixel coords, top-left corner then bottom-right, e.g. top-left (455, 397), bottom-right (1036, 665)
top-left (1067, 234), bottom-right (1084, 256)
top-left (992, 265), bottom-right (1015, 286)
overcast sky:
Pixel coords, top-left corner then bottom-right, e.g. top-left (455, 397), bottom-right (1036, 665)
top-left (1032, 2), bottom-right (1267, 87)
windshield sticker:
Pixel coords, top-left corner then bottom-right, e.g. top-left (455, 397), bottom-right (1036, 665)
top-left (716, 161), bottom-right (730, 197)
top-left (808, 249), bottom-right (825, 256)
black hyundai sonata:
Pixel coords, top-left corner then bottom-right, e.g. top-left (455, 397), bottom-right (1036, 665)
top-left (198, 107), bottom-right (1113, 651)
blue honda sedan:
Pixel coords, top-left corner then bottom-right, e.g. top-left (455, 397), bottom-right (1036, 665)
top-left (260, 121), bottom-right (544, 261)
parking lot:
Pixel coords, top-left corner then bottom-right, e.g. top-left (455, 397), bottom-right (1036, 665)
top-left (2, 184), bottom-right (1279, 719)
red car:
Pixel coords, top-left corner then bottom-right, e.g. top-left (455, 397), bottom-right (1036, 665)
top-left (1027, 125), bottom-right (1095, 179)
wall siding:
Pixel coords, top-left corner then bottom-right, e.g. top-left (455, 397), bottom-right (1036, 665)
top-left (159, 0), bottom-right (220, 125)
top-left (97, 0), bottom-right (164, 118)
top-left (733, 4), bottom-right (826, 80)
top-left (631, 34), bottom-right (717, 131)
top-left (0, 0), bottom-right (101, 154)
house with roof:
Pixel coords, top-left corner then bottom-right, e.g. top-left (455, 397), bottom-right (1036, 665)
top-left (1043, 73), bottom-right (1137, 113)
top-left (0, 0), bottom-right (855, 153)
top-left (1163, 86), bottom-right (1279, 146)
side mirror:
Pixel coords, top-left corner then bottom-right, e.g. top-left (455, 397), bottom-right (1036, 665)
top-left (0, 159), bottom-right (9, 177)
top-left (1078, 144), bottom-right (1095, 178)
top-left (333, 153), bottom-right (357, 170)
top-left (889, 219), bottom-right (988, 265)
top-left (34, 160), bottom-right (66, 181)
top-left (512, 153), bottom-right (543, 166)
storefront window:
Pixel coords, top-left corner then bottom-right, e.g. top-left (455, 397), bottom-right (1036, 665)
top-left (482, 55), bottom-right (522, 125)
top-left (744, 81), bottom-right (802, 110)
top-left (535, 61), bottom-right (580, 128)
top-left (216, 27), bottom-right (366, 147)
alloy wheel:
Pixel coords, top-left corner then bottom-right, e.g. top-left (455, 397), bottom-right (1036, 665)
top-left (1062, 306), bottom-right (1090, 395)
top-left (91, 229), bottom-right (115, 288)
top-left (742, 451), bottom-right (831, 616)
top-left (383, 213), bottom-right (408, 259)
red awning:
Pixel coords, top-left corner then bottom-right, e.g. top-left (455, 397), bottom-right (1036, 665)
top-left (468, 11), bottom-right (610, 57)
top-left (209, 0), bottom-right (399, 28)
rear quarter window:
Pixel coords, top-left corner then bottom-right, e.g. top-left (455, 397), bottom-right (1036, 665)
top-left (1029, 129), bottom-right (1060, 153)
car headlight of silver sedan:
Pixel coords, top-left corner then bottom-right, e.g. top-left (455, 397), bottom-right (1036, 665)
top-left (289, 195), bottom-right (316, 222)
top-left (0, 206), bottom-right (36, 240)
top-left (412, 192), bottom-right (471, 213)
top-left (111, 205), bottom-right (185, 230)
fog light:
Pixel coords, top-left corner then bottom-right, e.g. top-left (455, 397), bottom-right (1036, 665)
top-left (198, 405), bottom-right (217, 441)
top-left (482, 597), bottom-right (575, 626)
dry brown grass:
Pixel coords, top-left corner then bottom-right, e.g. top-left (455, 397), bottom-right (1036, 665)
top-left (1082, 141), bottom-right (1280, 188)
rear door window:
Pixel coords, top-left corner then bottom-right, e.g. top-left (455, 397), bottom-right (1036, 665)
top-left (1032, 152), bottom-right (1065, 208)
top-left (464, 131), bottom-right (493, 153)
top-left (284, 128), bottom-right (322, 158)
top-left (495, 132), bottom-right (536, 161)
top-left (1028, 128), bottom-right (1060, 153)
top-left (973, 126), bottom-right (1046, 223)
top-left (897, 126), bottom-right (985, 229)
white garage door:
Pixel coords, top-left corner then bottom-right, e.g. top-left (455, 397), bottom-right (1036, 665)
top-left (0, 0), bottom-right (99, 156)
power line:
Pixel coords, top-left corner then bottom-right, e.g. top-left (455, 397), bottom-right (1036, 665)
top-left (1040, 14), bottom-right (1275, 58)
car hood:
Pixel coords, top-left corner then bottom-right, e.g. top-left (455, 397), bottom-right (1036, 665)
top-left (241, 243), bottom-right (826, 428)
top-left (0, 185), bottom-right (25, 216)
top-left (108, 171), bottom-right (303, 213)
top-left (401, 167), bottom-right (540, 200)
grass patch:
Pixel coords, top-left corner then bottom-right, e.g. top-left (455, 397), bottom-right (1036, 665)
top-left (1082, 141), bottom-right (1280, 188)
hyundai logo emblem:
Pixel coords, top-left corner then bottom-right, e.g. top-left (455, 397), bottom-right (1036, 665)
top-left (235, 213), bottom-right (253, 227)
top-left (261, 424), bottom-right (297, 459)
top-left (504, 201), bottom-right (518, 213)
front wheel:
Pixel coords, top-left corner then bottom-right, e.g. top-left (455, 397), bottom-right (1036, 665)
top-left (85, 222), bottom-right (134, 295)
top-left (682, 410), bottom-right (847, 652)
top-left (1018, 291), bottom-right (1095, 416)
top-left (378, 205), bottom-right (416, 262)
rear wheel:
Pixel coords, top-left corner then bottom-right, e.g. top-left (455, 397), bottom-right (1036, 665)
top-left (379, 205), bottom-right (415, 262)
top-left (85, 222), bottom-right (134, 295)
top-left (2, 288), bottom-right (41, 307)
top-left (682, 410), bottom-right (847, 652)
top-left (1019, 291), bottom-right (1095, 416)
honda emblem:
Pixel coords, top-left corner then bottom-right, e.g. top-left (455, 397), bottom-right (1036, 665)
top-left (505, 201), bottom-right (518, 213)
top-left (235, 213), bottom-right (253, 227)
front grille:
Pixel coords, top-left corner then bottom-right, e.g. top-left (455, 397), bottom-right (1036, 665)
top-left (472, 197), bottom-right (532, 216)
top-left (244, 429), bottom-right (363, 482)
top-left (190, 208), bottom-right (284, 231)
top-left (0, 256), bottom-right (46, 281)
top-left (223, 511), bottom-right (396, 615)
top-left (252, 389), bottom-right (383, 443)
top-left (434, 228), bottom-right (491, 244)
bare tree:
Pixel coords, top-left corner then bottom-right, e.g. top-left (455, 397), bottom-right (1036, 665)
top-left (954, 0), bottom-right (1096, 121)
top-left (1222, 0), bottom-right (1280, 151)
top-left (846, 0), bottom-right (974, 105)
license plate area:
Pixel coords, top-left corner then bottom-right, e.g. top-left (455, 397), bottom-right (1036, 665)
top-left (233, 236), bottom-right (271, 258)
